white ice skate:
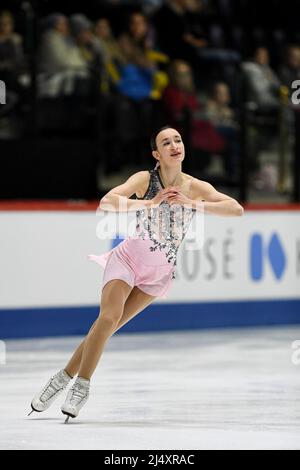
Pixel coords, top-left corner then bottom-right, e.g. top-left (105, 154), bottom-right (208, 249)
top-left (61, 376), bottom-right (90, 423)
top-left (28, 369), bottom-right (73, 415)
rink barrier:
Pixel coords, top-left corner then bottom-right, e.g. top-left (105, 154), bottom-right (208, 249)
top-left (0, 201), bottom-right (299, 338)
top-left (1, 298), bottom-right (300, 339)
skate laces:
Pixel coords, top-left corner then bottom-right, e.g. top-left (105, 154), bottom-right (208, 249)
top-left (40, 371), bottom-right (69, 403)
top-left (69, 382), bottom-right (89, 406)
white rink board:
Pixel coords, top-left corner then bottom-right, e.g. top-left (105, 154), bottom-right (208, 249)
top-left (0, 210), bottom-right (299, 308)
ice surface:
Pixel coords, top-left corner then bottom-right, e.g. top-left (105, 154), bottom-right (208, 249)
top-left (1, 326), bottom-right (300, 450)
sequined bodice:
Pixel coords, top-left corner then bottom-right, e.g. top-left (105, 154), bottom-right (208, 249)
top-left (134, 168), bottom-right (196, 279)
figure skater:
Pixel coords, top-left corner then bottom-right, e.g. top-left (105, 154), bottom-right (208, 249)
top-left (28, 125), bottom-right (244, 422)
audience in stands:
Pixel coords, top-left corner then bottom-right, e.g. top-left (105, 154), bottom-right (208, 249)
top-left (153, 0), bottom-right (239, 89)
top-left (0, 10), bottom-right (24, 86)
top-left (94, 17), bottom-right (127, 93)
top-left (38, 13), bottom-right (90, 97)
top-left (279, 45), bottom-right (300, 91)
top-left (153, 0), bottom-right (204, 67)
top-left (69, 13), bottom-right (106, 94)
top-left (162, 59), bottom-right (226, 174)
top-left (2, 1), bottom-right (300, 187)
top-left (117, 11), bottom-right (168, 101)
top-left (241, 46), bottom-right (281, 112)
top-left (205, 81), bottom-right (240, 179)
top-left (0, 10), bottom-right (24, 110)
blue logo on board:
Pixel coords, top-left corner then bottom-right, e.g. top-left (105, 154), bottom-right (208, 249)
top-left (250, 233), bottom-right (287, 281)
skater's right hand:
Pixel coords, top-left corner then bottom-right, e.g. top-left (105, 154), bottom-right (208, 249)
top-left (151, 187), bottom-right (179, 207)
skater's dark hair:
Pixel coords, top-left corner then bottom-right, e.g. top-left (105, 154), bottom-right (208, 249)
top-left (150, 125), bottom-right (178, 151)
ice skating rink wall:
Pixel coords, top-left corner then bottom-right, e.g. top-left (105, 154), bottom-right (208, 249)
top-left (0, 202), bottom-right (299, 338)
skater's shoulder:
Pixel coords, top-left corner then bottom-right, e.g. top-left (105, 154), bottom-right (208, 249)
top-left (181, 171), bottom-right (194, 185)
top-left (188, 175), bottom-right (217, 200)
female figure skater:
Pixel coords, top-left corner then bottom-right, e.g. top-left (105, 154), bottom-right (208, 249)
top-left (29, 126), bottom-right (244, 422)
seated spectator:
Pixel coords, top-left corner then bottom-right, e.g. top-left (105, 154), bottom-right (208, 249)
top-left (153, 0), bottom-right (240, 90)
top-left (38, 13), bottom-right (89, 97)
top-left (117, 11), bottom-right (169, 101)
top-left (119, 12), bottom-right (156, 71)
top-left (103, 11), bottom-right (169, 167)
top-left (70, 14), bottom-right (105, 72)
top-left (0, 10), bottom-right (25, 118)
top-left (205, 82), bottom-right (240, 178)
top-left (241, 46), bottom-right (281, 112)
top-left (142, 0), bottom-right (164, 15)
top-left (94, 17), bottom-right (124, 66)
top-left (94, 17), bottom-right (127, 91)
top-left (279, 44), bottom-right (300, 90)
top-left (0, 10), bottom-right (24, 85)
top-left (162, 59), bottom-right (227, 174)
top-left (185, 0), bottom-right (211, 48)
top-left (153, 0), bottom-right (204, 66)
top-left (206, 82), bottom-right (237, 127)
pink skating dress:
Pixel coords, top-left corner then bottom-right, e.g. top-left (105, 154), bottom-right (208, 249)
top-left (88, 166), bottom-right (196, 298)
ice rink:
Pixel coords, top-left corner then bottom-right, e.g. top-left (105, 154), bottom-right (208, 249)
top-left (1, 326), bottom-right (300, 450)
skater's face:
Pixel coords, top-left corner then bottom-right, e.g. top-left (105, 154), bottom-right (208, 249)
top-left (152, 128), bottom-right (184, 166)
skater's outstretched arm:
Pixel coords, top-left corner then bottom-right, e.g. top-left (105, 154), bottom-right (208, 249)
top-left (167, 178), bottom-right (244, 217)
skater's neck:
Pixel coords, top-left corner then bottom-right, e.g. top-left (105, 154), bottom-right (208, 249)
top-left (158, 166), bottom-right (183, 188)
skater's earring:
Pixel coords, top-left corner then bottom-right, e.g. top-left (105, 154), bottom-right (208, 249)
top-left (152, 151), bottom-right (160, 170)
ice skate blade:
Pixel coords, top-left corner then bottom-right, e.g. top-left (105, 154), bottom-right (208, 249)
top-left (62, 411), bottom-right (76, 423)
top-left (28, 404), bottom-right (42, 416)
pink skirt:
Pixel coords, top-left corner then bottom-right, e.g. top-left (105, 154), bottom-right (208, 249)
top-left (88, 237), bottom-right (175, 298)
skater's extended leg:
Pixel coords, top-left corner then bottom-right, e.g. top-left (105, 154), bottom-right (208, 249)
top-left (64, 286), bottom-right (155, 377)
top-left (64, 320), bottom-right (97, 378)
top-left (114, 286), bottom-right (155, 332)
top-left (61, 279), bottom-right (134, 420)
top-left (77, 279), bottom-right (133, 379)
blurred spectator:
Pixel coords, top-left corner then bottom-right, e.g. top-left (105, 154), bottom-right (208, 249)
top-left (153, 0), bottom-right (239, 90)
top-left (69, 13), bottom-right (106, 96)
top-left (94, 17), bottom-right (126, 92)
top-left (142, 0), bottom-right (164, 15)
top-left (279, 45), bottom-right (300, 91)
top-left (241, 46), bottom-right (281, 112)
top-left (70, 14), bottom-right (105, 71)
top-left (117, 11), bottom-right (169, 100)
top-left (0, 10), bottom-right (24, 83)
top-left (38, 14), bottom-right (86, 74)
top-left (152, 0), bottom-right (205, 67)
top-left (162, 59), bottom-right (226, 173)
top-left (206, 81), bottom-right (237, 127)
top-left (205, 82), bottom-right (240, 178)
top-left (186, 0), bottom-right (240, 89)
top-left (0, 10), bottom-right (25, 120)
top-left (185, 0), bottom-right (211, 47)
top-left (38, 13), bottom-right (89, 97)
top-left (94, 17), bottom-right (124, 66)
top-left (103, 10), bottom-right (169, 170)
top-left (118, 11), bottom-right (155, 69)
